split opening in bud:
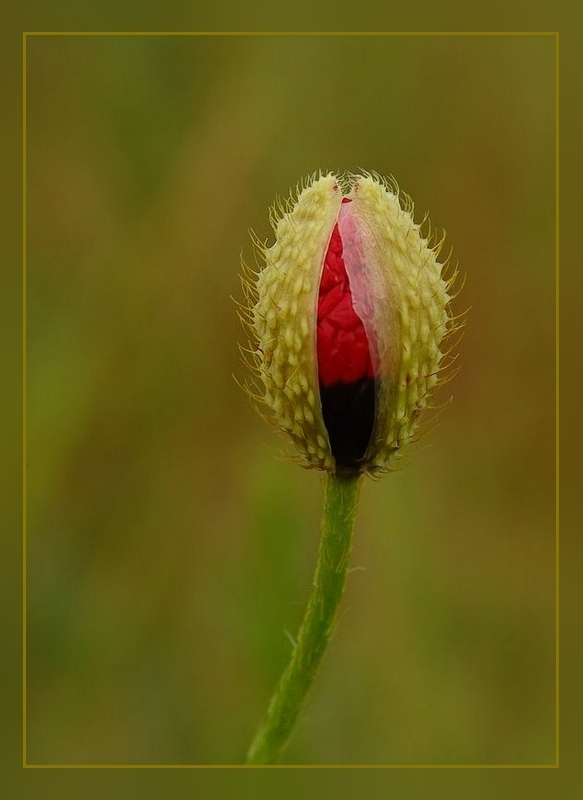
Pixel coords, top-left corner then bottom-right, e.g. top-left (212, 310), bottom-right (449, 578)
top-left (317, 197), bottom-right (377, 474)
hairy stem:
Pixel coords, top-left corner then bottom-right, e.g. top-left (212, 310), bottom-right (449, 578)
top-left (246, 471), bottom-right (362, 765)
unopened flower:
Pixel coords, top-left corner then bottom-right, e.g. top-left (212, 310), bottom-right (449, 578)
top-left (240, 171), bottom-right (459, 476)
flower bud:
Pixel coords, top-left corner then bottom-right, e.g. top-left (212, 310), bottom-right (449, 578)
top-left (240, 171), bottom-right (459, 476)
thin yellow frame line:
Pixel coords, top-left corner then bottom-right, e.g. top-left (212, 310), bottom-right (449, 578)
top-left (22, 30), bottom-right (27, 771)
top-left (24, 763), bottom-right (557, 769)
top-left (21, 30), bottom-right (559, 770)
top-left (554, 31), bottom-right (560, 770)
top-left (22, 31), bottom-right (559, 37)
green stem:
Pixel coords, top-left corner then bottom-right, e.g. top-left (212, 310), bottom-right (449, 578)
top-left (246, 471), bottom-right (362, 765)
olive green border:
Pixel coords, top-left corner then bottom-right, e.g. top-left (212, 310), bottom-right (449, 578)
top-left (4, 12), bottom-right (575, 799)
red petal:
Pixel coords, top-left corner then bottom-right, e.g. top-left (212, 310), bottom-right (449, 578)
top-left (317, 216), bottom-right (374, 387)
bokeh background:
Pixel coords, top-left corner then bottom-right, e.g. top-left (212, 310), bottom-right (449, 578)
top-left (26, 34), bottom-right (556, 765)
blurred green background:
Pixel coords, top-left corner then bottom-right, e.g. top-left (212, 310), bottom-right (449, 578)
top-left (26, 34), bottom-right (556, 765)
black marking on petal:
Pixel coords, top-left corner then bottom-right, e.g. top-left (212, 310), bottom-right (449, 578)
top-left (319, 377), bottom-right (376, 473)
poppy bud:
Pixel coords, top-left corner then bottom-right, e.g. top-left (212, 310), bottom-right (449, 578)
top-left (240, 171), bottom-right (458, 476)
